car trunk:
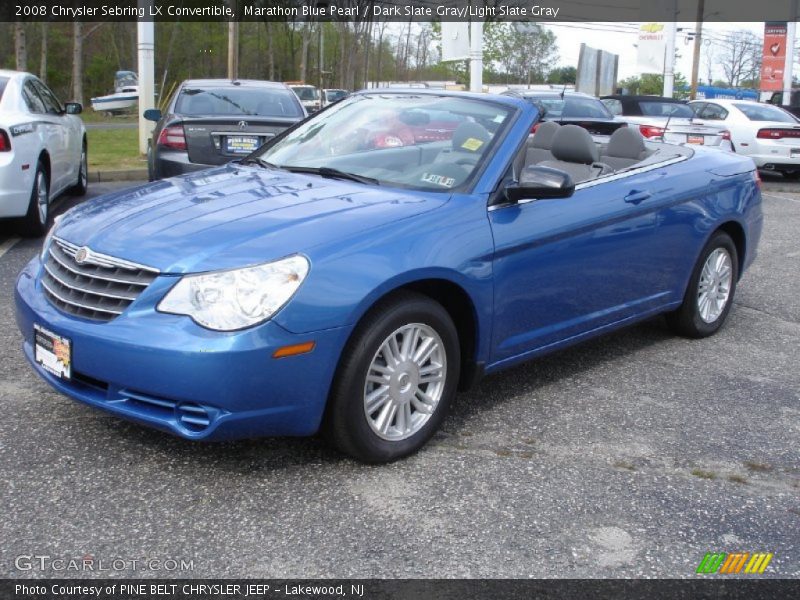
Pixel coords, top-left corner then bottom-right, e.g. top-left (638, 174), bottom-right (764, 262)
top-left (662, 118), bottom-right (727, 146)
top-left (181, 116), bottom-right (298, 166)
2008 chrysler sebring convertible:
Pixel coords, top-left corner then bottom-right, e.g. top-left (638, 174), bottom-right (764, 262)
top-left (15, 91), bottom-right (763, 463)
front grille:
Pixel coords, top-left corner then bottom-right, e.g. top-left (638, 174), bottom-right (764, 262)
top-left (41, 238), bottom-right (159, 322)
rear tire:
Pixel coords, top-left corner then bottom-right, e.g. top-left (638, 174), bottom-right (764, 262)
top-left (666, 231), bottom-right (738, 338)
top-left (323, 291), bottom-right (460, 463)
top-left (19, 161), bottom-right (51, 237)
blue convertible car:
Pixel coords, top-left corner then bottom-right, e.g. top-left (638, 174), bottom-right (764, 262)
top-left (15, 91), bottom-right (762, 462)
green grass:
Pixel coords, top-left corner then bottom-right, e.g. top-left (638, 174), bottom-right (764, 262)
top-left (80, 110), bottom-right (138, 124)
top-left (86, 128), bottom-right (145, 171)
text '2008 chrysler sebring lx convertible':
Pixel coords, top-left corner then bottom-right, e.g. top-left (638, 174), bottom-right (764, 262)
top-left (15, 91), bottom-right (763, 463)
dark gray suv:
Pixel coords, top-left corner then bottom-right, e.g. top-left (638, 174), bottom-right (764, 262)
top-left (145, 79), bottom-right (306, 181)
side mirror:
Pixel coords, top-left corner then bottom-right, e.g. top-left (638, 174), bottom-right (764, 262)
top-left (505, 166), bottom-right (575, 202)
top-left (64, 102), bottom-right (82, 115)
top-left (143, 108), bottom-right (162, 122)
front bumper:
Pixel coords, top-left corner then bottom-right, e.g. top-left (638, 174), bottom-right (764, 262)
top-left (15, 257), bottom-right (350, 441)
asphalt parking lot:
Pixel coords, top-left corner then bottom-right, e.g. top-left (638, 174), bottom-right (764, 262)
top-left (1, 177), bottom-right (798, 579)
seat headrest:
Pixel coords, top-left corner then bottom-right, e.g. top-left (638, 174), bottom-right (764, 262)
top-left (531, 121), bottom-right (560, 149)
top-left (606, 127), bottom-right (647, 159)
top-left (550, 124), bottom-right (599, 164)
top-left (452, 121), bottom-right (491, 153)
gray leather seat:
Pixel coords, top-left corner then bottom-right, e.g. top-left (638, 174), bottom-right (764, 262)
top-left (539, 125), bottom-right (613, 182)
top-left (435, 121), bottom-right (492, 166)
top-left (601, 127), bottom-right (651, 170)
top-left (525, 121), bottom-right (561, 165)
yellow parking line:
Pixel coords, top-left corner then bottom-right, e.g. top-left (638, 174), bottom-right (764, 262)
top-left (0, 236), bottom-right (21, 259)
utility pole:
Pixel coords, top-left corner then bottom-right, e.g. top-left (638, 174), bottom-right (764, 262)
top-left (137, 0), bottom-right (155, 155)
top-left (469, 21), bottom-right (483, 92)
top-left (783, 2), bottom-right (798, 107)
top-left (227, 22), bottom-right (239, 80)
top-left (663, 21), bottom-right (677, 97)
top-left (689, 0), bottom-right (705, 99)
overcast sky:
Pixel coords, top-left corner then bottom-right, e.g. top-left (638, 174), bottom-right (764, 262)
top-left (544, 22), bottom-right (769, 82)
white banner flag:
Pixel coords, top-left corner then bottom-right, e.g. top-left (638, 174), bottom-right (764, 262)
top-left (441, 22), bottom-right (470, 62)
top-left (637, 23), bottom-right (666, 74)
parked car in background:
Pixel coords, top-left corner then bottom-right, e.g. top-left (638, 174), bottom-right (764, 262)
top-left (688, 99), bottom-right (800, 178)
top-left (601, 95), bottom-right (733, 151)
top-left (17, 91), bottom-right (762, 462)
top-left (767, 89), bottom-right (800, 119)
top-left (504, 90), bottom-right (626, 140)
top-left (287, 83), bottom-right (322, 113)
top-left (144, 79), bottom-right (305, 181)
top-left (0, 69), bottom-right (87, 236)
top-left (323, 88), bottom-right (349, 107)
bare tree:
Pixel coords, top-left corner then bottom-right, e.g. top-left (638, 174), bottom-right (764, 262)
top-left (72, 23), bottom-right (83, 102)
top-left (14, 23), bottom-right (27, 71)
top-left (717, 30), bottom-right (761, 87)
top-left (39, 23), bottom-right (47, 82)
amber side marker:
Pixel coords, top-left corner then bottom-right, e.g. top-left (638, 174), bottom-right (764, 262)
top-left (272, 341), bottom-right (316, 359)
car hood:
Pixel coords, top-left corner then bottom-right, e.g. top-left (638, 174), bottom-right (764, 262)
top-left (55, 164), bottom-right (448, 274)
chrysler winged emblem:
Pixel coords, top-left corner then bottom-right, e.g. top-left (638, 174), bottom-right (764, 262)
top-left (74, 247), bottom-right (91, 264)
top-left (238, 120), bottom-right (248, 130)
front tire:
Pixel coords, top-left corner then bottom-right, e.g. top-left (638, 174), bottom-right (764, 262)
top-left (666, 231), bottom-right (738, 338)
top-left (323, 291), bottom-right (460, 463)
top-left (19, 161), bottom-right (50, 237)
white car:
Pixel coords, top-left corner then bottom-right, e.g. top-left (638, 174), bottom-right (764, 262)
top-left (688, 98), bottom-right (800, 178)
top-left (0, 70), bottom-right (87, 236)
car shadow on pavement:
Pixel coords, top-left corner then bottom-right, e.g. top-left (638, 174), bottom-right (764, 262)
top-left (93, 316), bottom-right (675, 471)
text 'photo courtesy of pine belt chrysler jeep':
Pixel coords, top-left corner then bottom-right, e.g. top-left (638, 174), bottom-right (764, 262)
top-left (15, 90), bottom-right (763, 463)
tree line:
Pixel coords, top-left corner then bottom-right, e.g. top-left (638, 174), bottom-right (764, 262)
top-left (1, 19), bottom-right (566, 106)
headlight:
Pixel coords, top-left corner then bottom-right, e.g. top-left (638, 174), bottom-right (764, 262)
top-left (157, 255), bottom-right (310, 331)
top-left (40, 215), bottom-right (63, 262)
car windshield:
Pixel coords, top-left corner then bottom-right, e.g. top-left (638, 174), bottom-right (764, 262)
top-left (292, 86), bottom-right (320, 101)
top-left (639, 101), bottom-right (694, 118)
top-left (326, 90), bottom-right (347, 102)
top-left (528, 95), bottom-right (612, 119)
top-left (257, 93), bottom-right (514, 191)
top-left (734, 103), bottom-right (798, 122)
top-left (175, 87), bottom-right (303, 118)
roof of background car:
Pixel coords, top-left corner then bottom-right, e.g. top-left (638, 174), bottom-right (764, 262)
top-left (351, 88), bottom-right (531, 111)
top-left (601, 95), bottom-right (687, 103)
top-left (515, 91), bottom-right (595, 99)
top-left (0, 69), bottom-right (31, 80)
top-left (690, 98), bottom-right (758, 106)
top-left (180, 79), bottom-right (290, 89)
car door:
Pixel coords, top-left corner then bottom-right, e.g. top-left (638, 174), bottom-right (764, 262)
top-left (489, 167), bottom-right (675, 364)
top-left (31, 79), bottom-right (72, 193)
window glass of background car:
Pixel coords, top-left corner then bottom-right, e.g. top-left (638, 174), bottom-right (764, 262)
top-left (0, 77), bottom-right (8, 102)
top-left (175, 87), bottom-right (303, 118)
top-left (532, 96), bottom-right (613, 119)
top-left (601, 98), bottom-right (623, 116)
top-left (22, 81), bottom-right (46, 114)
top-left (639, 102), bottom-right (694, 118)
top-left (733, 102), bottom-right (797, 123)
top-left (32, 80), bottom-right (63, 114)
top-left (697, 104), bottom-right (728, 121)
top-left (291, 86), bottom-right (320, 101)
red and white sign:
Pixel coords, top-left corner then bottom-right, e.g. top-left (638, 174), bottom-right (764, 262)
top-left (761, 22), bottom-right (787, 91)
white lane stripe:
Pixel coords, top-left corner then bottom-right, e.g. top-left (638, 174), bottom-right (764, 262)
top-left (0, 237), bottom-right (21, 259)
top-left (763, 192), bottom-right (800, 204)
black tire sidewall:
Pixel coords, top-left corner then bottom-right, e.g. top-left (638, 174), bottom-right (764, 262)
top-left (682, 232), bottom-right (739, 337)
top-left (329, 295), bottom-right (460, 463)
top-left (21, 162), bottom-right (50, 237)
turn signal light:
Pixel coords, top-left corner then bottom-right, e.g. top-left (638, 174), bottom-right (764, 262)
top-left (0, 129), bottom-right (10, 152)
top-left (157, 124), bottom-right (187, 150)
top-left (272, 341), bottom-right (316, 359)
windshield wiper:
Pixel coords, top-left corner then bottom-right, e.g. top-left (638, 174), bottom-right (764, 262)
top-left (284, 166), bottom-right (379, 185)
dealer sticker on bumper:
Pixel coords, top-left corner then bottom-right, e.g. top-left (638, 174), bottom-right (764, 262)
top-left (34, 324), bottom-right (71, 380)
